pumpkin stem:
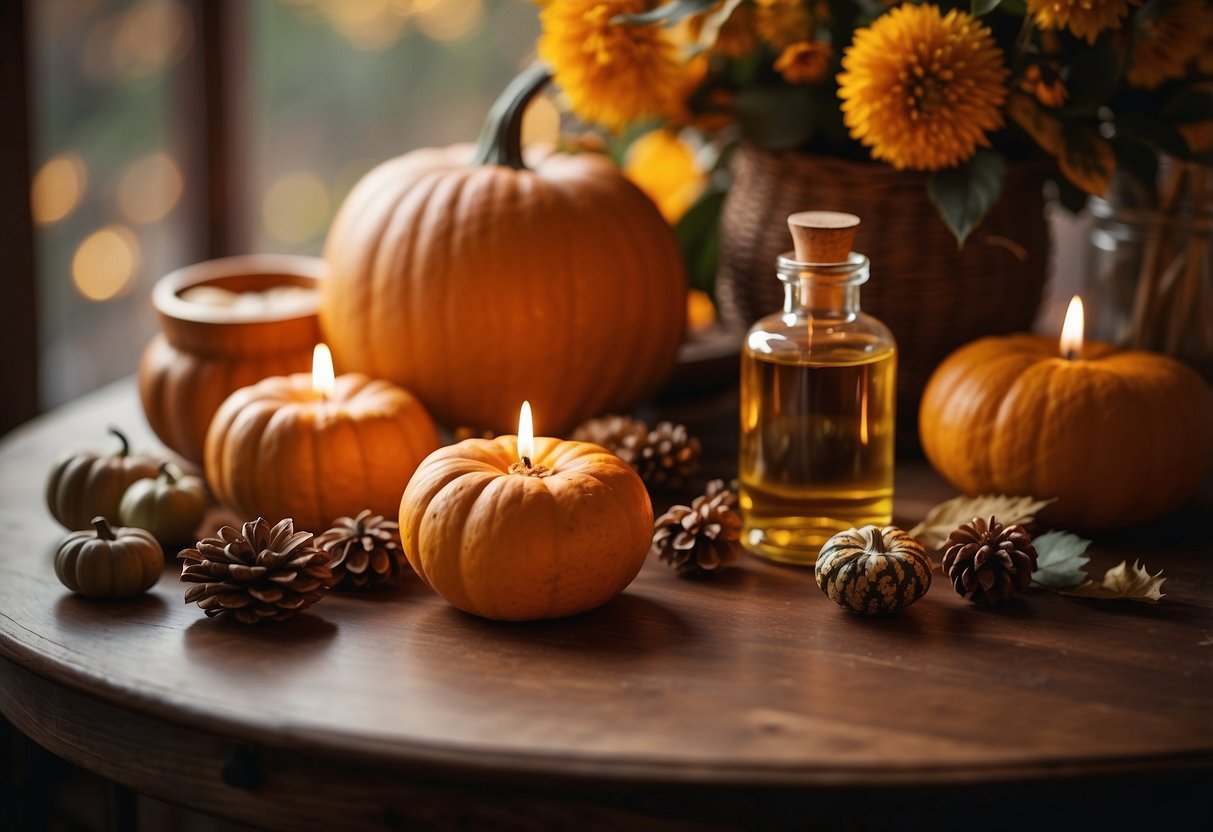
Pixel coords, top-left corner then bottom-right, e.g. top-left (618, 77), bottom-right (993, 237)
top-left (109, 426), bottom-right (130, 457)
top-left (865, 526), bottom-right (886, 555)
top-left (92, 516), bottom-right (116, 541)
top-left (472, 62), bottom-right (552, 171)
top-left (159, 461), bottom-right (178, 485)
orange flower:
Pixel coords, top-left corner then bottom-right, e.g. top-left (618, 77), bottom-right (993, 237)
top-left (837, 5), bottom-right (1008, 171)
top-left (1126, 0), bottom-right (1211, 89)
top-left (538, 0), bottom-right (684, 131)
top-left (1026, 0), bottom-right (1136, 45)
top-left (1020, 62), bottom-right (1067, 108)
top-left (774, 41), bottom-right (832, 84)
top-left (623, 129), bottom-right (706, 223)
top-left (755, 0), bottom-right (813, 51)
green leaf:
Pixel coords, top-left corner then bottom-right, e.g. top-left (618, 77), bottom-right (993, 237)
top-left (971, 0), bottom-right (1003, 15)
top-left (1031, 531), bottom-right (1091, 591)
top-left (927, 151), bottom-right (1008, 246)
top-left (1061, 560), bottom-right (1166, 603)
top-left (909, 494), bottom-right (1055, 551)
top-left (675, 189), bottom-right (726, 298)
top-left (612, 0), bottom-right (717, 25)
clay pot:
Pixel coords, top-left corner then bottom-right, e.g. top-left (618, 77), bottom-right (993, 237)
top-left (138, 255), bottom-right (323, 464)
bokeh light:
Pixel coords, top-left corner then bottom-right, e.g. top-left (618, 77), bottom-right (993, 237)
top-left (117, 152), bottom-right (183, 224)
top-left (262, 172), bottom-right (331, 243)
top-left (82, 1), bottom-right (192, 81)
top-left (31, 154), bottom-right (87, 225)
top-left (72, 225), bottom-right (141, 301)
top-left (416, 0), bottom-right (483, 42)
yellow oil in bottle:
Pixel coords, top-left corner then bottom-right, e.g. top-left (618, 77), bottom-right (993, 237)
top-left (740, 337), bottom-right (895, 564)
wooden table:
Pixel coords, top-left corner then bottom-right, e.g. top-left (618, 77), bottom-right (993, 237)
top-left (2, 379), bottom-right (1211, 831)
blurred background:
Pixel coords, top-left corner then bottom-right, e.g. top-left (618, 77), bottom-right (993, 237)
top-left (23, 0), bottom-right (541, 413)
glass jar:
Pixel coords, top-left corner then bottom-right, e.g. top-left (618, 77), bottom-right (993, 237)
top-left (1084, 163), bottom-right (1213, 382)
top-left (739, 251), bottom-right (897, 566)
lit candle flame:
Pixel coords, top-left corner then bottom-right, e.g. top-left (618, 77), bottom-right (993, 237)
top-left (518, 400), bottom-right (534, 467)
top-left (312, 343), bottom-right (336, 399)
top-left (1060, 295), bottom-right (1084, 360)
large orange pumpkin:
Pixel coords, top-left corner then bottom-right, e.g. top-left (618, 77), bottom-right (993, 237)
top-left (399, 436), bottom-right (653, 621)
top-left (206, 373), bottom-right (440, 532)
top-left (321, 65), bottom-right (687, 435)
top-left (919, 334), bottom-right (1213, 530)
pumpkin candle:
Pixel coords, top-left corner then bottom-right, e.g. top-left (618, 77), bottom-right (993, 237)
top-left (204, 343), bottom-right (440, 532)
top-left (919, 295), bottom-right (1213, 530)
top-left (399, 402), bottom-right (653, 621)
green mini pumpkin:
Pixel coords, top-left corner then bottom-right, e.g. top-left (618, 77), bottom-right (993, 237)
top-left (119, 462), bottom-right (209, 546)
top-left (815, 525), bottom-right (932, 615)
top-left (45, 427), bottom-right (161, 530)
top-left (54, 517), bottom-right (163, 599)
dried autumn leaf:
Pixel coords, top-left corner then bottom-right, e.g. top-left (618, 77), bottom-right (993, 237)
top-left (910, 494), bottom-right (1056, 550)
top-left (1062, 560), bottom-right (1166, 603)
top-left (1031, 530), bottom-right (1091, 591)
top-left (1008, 92), bottom-right (1063, 155)
top-left (1059, 126), bottom-right (1116, 197)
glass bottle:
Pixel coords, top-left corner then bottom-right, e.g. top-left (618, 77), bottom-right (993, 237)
top-left (739, 212), bottom-right (896, 566)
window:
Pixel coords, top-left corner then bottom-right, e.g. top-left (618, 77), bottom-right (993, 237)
top-left (28, 0), bottom-right (538, 408)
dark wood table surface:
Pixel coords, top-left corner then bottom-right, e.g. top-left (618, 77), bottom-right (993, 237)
top-left (2, 378), bottom-right (1211, 831)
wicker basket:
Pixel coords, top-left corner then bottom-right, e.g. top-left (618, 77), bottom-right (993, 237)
top-left (718, 143), bottom-right (1051, 429)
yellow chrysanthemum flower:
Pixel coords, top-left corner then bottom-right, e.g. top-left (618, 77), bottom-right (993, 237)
top-left (1026, 0), bottom-right (1136, 45)
top-left (690, 1), bottom-right (761, 58)
top-left (837, 4), bottom-right (1008, 171)
top-left (755, 0), bottom-right (813, 51)
top-left (623, 129), bottom-right (706, 222)
top-left (538, 0), bottom-right (684, 132)
top-left (1127, 0), bottom-right (1211, 89)
top-left (774, 41), bottom-right (832, 84)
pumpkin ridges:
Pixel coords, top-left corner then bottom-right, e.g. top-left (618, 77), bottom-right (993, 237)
top-left (401, 439), bottom-right (652, 620)
top-left (922, 336), bottom-right (1213, 529)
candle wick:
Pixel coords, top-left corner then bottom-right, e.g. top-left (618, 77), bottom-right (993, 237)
top-left (1064, 348), bottom-right (1078, 361)
top-left (522, 455), bottom-right (532, 469)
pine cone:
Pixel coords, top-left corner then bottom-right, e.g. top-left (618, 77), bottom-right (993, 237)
top-left (572, 415), bottom-right (702, 491)
top-left (315, 509), bottom-right (405, 590)
top-left (179, 517), bottom-right (332, 623)
top-left (651, 480), bottom-right (741, 574)
top-left (940, 515), bottom-right (1038, 605)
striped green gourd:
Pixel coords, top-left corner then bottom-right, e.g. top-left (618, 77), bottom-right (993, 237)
top-left (815, 525), bottom-right (932, 614)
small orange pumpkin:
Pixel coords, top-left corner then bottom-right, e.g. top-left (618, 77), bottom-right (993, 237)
top-left (139, 255), bottom-right (322, 463)
top-left (399, 437), bottom-right (653, 621)
top-left (919, 334), bottom-right (1213, 530)
top-left (45, 428), bottom-right (162, 531)
top-left (205, 373), bottom-right (440, 532)
top-left (321, 65), bottom-right (687, 435)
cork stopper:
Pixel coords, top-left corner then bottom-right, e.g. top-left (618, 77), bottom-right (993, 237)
top-left (788, 211), bottom-right (860, 263)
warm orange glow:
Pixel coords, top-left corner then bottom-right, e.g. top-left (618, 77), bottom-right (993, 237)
top-left (312, 344), bottom-right (336, 399)
top-left (518, 400), bottom-right (534, 465)
top-left (117, 152), bottom-right (183, 224)
top-left (31, 154), bottom-right (86, 225)
top-left (416, 0), bottom-right (483, 42)
top-left (72, 226), bottom-right (139, 301)
top-left (1060, 295), bottom-right (1084, 359)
